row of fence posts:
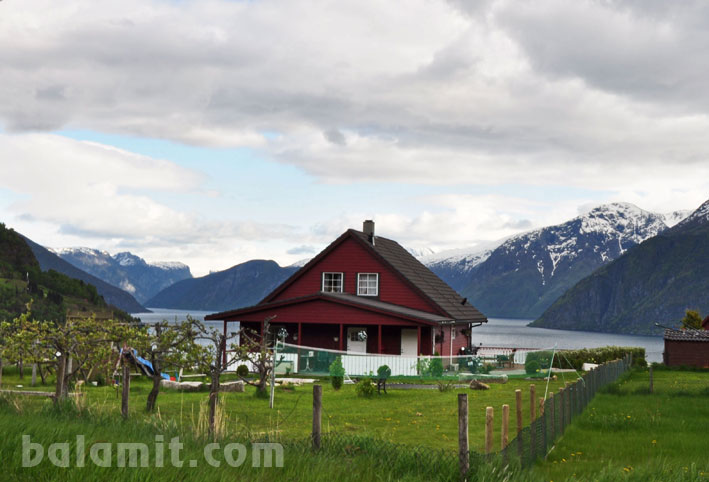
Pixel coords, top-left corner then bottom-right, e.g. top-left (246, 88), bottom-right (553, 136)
top-left (308, 354), bottom-right (632, 481)
top-left (477, 354), bottom-right (632, 474)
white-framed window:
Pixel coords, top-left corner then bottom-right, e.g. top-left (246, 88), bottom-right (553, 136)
top-left (357, 273), bottom-right (379, 296)
top-left (322, 272), bottom-right (344, 292)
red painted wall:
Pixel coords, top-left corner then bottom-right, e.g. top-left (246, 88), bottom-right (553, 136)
top-left (664, 341), bottom-right (709, 368)
top-left (228, 298), bottom-right (429, 327)
top-left (433, 325), bottom-right (470, 357)
top-left (271, 237), bottom-right (442, 315)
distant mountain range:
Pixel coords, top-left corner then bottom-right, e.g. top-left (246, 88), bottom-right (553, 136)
top-left (424, 203), bottom-right (691, 319)
top-left (22, 237), bottom-right (147, 313)
top-left (54, 248), bottom-right (192, 304)
top-left (146, 260), bottom-right (298, 311)
top-left (532, 200), bottom-right (709, 335)
top-left (0, 223), bottom-right (136, 321)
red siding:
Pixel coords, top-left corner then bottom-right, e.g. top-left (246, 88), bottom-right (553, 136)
top-left (272, 237), bottom-right (442, 315)
top-left (226, 299), bottom-right (427, 327)
top-left (433, 325), bottom-right (470, 357)
top-left (664, 340), bottom-right (709, 368)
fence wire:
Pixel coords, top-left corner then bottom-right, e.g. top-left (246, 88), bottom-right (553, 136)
top-left (250, 354), bottom-right (632, 480)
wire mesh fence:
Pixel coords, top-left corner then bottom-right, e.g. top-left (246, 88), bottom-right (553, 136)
top-left (245, 354), bottom-right (633, 480)
top-left (498, 354), bottom-right (632, 469)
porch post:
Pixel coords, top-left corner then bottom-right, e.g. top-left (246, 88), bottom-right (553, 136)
top-left (377, 325), bottom-right (382, 354)
top-left (417, 326), bottom-right (421, 356)
top-left (222, 320), bottom-right (227, 365)
top-left (297, 322), bottom-right (302, 372)
top-left (338, 324), bottom-right (343, 351)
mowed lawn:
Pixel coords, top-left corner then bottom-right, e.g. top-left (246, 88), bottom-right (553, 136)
top-left (532, 368), bottom-right (709, 481)
top-left (0, 368), bottom-right (568, 453)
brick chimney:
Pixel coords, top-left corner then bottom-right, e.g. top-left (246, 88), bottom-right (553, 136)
top-left (363, 220), bottom-right (375, 237)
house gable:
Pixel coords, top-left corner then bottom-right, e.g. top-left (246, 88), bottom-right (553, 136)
top-left (267, 235), bottom-right (443, 315)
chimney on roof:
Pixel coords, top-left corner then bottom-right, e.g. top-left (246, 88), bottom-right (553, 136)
top-left (363, 220), bottom-right (375, 245)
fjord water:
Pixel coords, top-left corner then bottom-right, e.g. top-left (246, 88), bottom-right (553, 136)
top-left (134, 309), bottom-right (665, 363)
top-left (475, 318), bottom-right (664, 363)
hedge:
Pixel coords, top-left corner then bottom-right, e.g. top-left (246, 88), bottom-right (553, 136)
top-left (548, 346), bottom-right (647, 370)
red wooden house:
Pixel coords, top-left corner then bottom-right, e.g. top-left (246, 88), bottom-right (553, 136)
top-left (206, 221), bottom-right (487, 368)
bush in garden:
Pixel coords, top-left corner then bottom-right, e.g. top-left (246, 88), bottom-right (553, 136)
top-left (525, 360), bottom-right (541, 375)
top-left (236, 364), bottom-right (249, 378)
top-left (329, 356), bottom-right (345, 391)
top-left (377, 365), bottom-right (391, 380)
top-left (429, 353), bottom-right (444, 378)
top-left (355, 378), bottom-right (375, 397)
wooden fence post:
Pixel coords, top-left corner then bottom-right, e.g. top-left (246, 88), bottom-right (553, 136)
top-left (649, 365), bottom-right (654, 394)
top-left (515, 389), bottom-right (522, 458)
top-left (312, 384), bottom-right (322, 450)
top-left (121, 359), bottom-right (130, 419)
top-left (529, 385), bottom-right (536, 458)
top-left (501, 404), bottom-right (509, 450)
top-left (485, 406), bottom-right (494, 455)
top-left (558, 387), bottom-right (565, 433)
top-left (459, 394), bottom-right (469, 478)
top-left (549, 394), bottom-right (555, 440)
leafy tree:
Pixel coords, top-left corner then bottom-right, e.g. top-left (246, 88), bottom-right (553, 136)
top-left (133, 318), bottom-right (201, 412)
top-left (3, 310), bottom-right (136, 401)
top-left (191, 320), bottom-right (243, 438)
top-left (680, 310), bottom-right (703, 329)
top-left (230, 316), bottom-right (278, 395)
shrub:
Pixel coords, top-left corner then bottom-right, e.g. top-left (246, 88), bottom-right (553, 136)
top-left (354, 378), bottom-right (375, 397)
top-left (436, 380), bottom-right (455, 392)
top-left (329, 356), bottom-right (345, 391)
top-left (553, 346), bottom-right (647, 370)
top-left (525, 350), bottom-right (554, 371)
top-left (236, 364), bottom-right (249, 378)
top-left (377, 365), bottom-right (391, 380)
top-left (525, 360), bottom-right (540, 375)
top-left (429, 353), bottom-right (444, 378)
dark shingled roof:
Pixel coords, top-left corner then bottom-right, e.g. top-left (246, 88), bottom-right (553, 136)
top-left (349, 230), bottom-right (487, 324)
top-left (664, 328), bottom-right (709, 342)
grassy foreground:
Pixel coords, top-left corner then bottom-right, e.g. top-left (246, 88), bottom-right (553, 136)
top-left (531, 367), bottom-right (709, 481)
top-left (1, 368), bottom-right (708, 480)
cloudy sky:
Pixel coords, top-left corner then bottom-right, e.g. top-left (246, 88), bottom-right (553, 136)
top-left (2, 0), bottom-right (708, 276)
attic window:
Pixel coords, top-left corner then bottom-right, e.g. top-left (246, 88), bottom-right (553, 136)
top-left (357, 273), bottom-right (379, 296)
top-left (322, 272), bottom-right (343, 293)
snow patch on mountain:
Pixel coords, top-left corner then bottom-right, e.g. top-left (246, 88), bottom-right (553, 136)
top-left (660, 210), bottom-right (692, 227)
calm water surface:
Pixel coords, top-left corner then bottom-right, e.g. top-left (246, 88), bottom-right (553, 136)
top-left (476, 318), bottom-right (664, 363)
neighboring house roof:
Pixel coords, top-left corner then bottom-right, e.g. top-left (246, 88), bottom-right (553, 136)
top-left (261, 228), bottom-right (487, 324)
top-left (664, 328), bottom-right (709, 342)
top-left (205, 292), bottom-right (450, 325)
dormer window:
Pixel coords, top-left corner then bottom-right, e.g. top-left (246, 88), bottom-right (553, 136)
top-left (322, 272), bottom-right (343, 292)
top-left (357, 273), bottom-right (379, 296)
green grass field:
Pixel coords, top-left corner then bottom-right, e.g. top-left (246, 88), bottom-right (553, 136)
top-left (1, 367), bottom-right (707, 481)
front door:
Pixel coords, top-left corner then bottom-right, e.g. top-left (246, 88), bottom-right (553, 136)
top-left (401, 329), bottom-right (418, 356)
top-left (347, 327), bottom-right (367, 353)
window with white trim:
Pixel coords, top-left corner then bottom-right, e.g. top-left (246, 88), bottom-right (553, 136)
top-left (322, 272), bottom-right (343, 292)
top-left (357, 273), bottom-right (379, 296)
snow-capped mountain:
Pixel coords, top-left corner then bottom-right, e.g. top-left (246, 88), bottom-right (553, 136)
top-left (53, 248), bottom-right (192, 304)
top-left (420, 240), bottom-right (503, 293)
top-left (660, 209), bottom-right (692, 228)
top-left (428, 203), bottom-right (672, 319)
top-left (533, 198), bottom-right (709, 334)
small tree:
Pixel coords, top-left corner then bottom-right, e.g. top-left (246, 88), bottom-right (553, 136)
top-left (134, 317), bottom-right (200, 412)
top-left (329, 356), bottom-right (345, 390)
top-left (191, 320), bottom-right (244, 438)
top-left (680, 310), bottom-right (703, 330)
top-left (231, 316), bottom-right (277, 395)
